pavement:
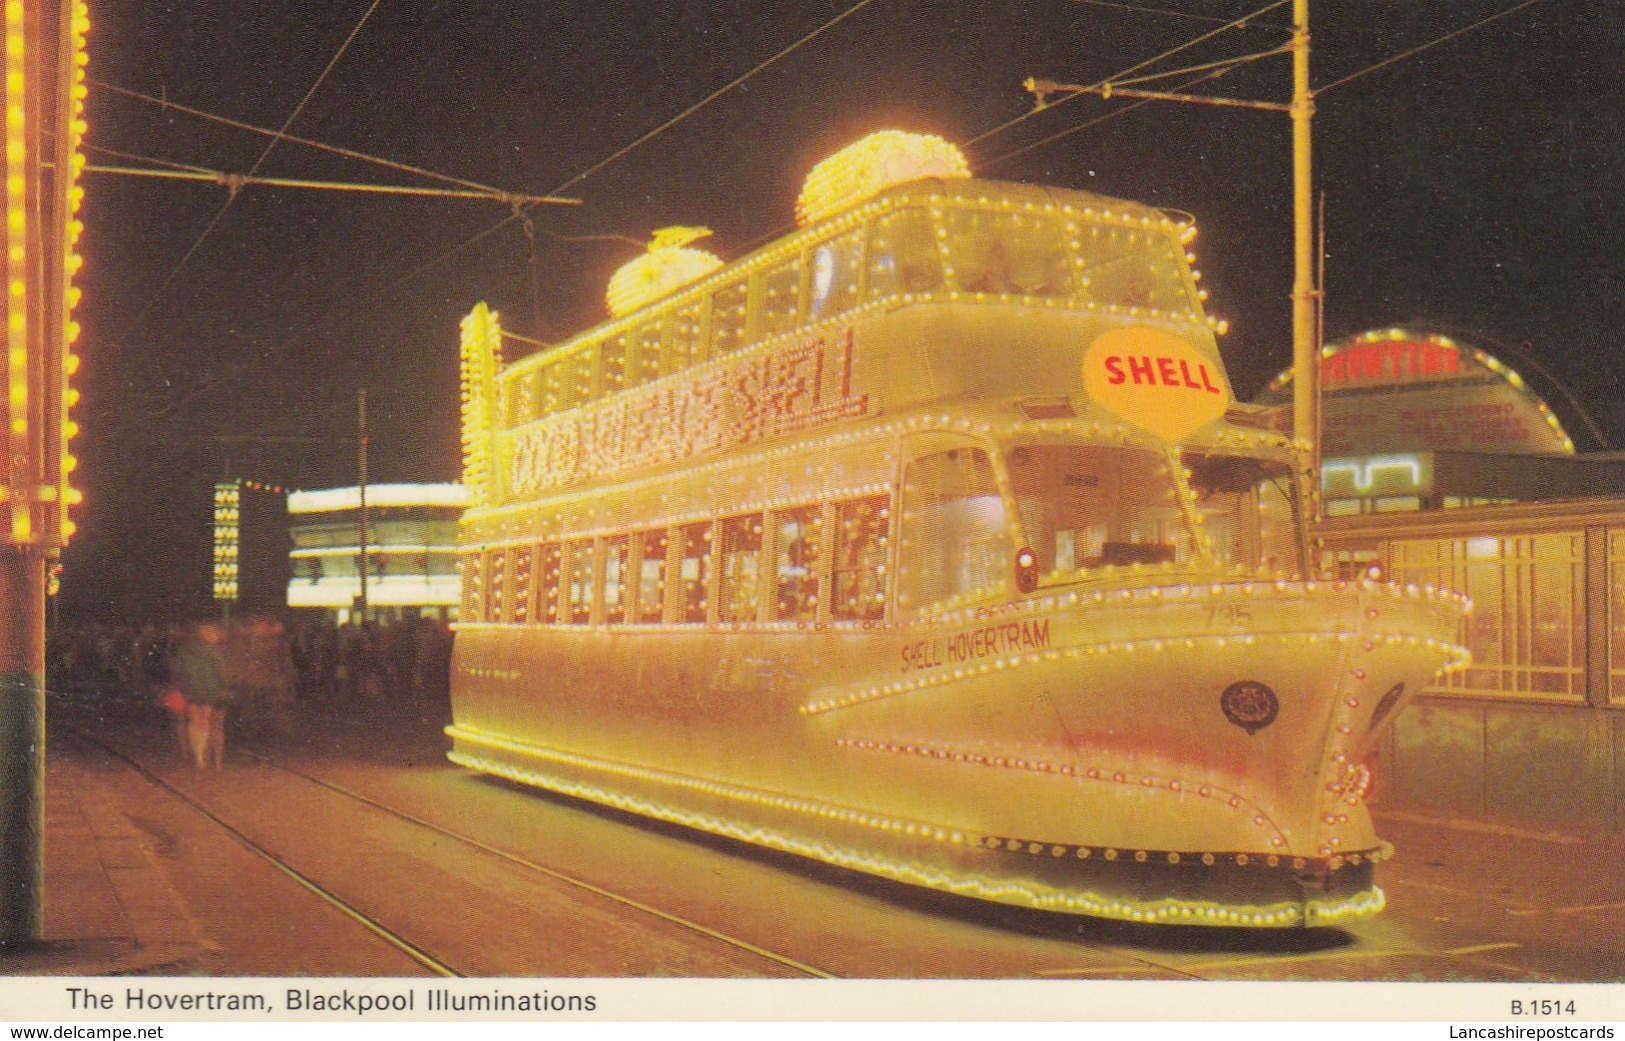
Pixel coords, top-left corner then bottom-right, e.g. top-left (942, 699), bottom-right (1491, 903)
top-left (0, 725), bottom-right (204, 976)
top-left (2, 695), bottom-right (1620, 978)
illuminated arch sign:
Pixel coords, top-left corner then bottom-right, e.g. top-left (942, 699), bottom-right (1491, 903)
top-left (1261, 329), bottom-right (1575, 458)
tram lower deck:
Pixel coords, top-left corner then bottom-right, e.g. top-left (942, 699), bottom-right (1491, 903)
top-left (449, 568), bottom-right (1464, 927)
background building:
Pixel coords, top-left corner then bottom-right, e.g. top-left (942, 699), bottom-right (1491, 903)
top-left (1263, 328), bottom-right (1625, 836)
top-left (286, 482), bottom-right (467, 624)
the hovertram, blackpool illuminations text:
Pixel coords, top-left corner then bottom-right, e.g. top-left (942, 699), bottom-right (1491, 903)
top-left (447, 131), bottom-right (1469, 927)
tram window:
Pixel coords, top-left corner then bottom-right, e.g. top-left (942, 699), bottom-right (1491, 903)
top-left (775, 506), bottom-right (822, 621)
top-left (541, 360), bottom-right (581, 414)
top-left (511, 546), bottom-right (534, 624)
top-left (712, 282), bottom-right (749, 358)
top-left (833, 497), bottom-right (889, 620)
top-left (507, 371), bottom-right (539, 427)
top-left (565, 541), bottom-right (594, 624)
top-left (899, 449), bottom-right (1009, 612)
top-left (759, 260), bottom-right (803, 340)
top-left (1005, 444), bottom-right (1190, 581)
top-left (600, 336), bottom-right (628, 395)
top-left (668, 302), bottom-right (704, 374)
top-left (602, 535), bottom-right (629, 624)
top-left (809, 230), bottom-right (862, 320)
top-left (941, 208), bottom-right (1073, 298)
top-left (537, 543), bottom-right (563, 624)
top-left (570, 348), bottom-right (595, 407)
top-left (1183, 453), bottom-right (1301, 578)
top-left (1076, 226), bottom-right (1196, 317)
top-left (679, 522), bottom-right (713, 623)
top-left (631, 320), bottom-right (664, 386)
top-left (867, 207), bottom-right (941, 300)
top-left (634, 528), bottom-right (669, 623)
top-left (719, 515), bottom-right (764, 623)
top-left (488, 550), bottom-right (507, 623)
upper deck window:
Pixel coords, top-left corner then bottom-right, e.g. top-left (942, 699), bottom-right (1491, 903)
top-left (669, 301), bottom-right (705, 374)
top-left (809, 229), bottom-right (862, 321)
top-left (867, 207), bottom-right (941, 300)
top-left (1005, 443), bottom-right (1192, 582)
top-left (1077, 225), bottom-right (1195, 318)
top-left (600, 335), bottom-right (628, 396)
top-left (758, 259), bottom-right (803, 341)
top-left (941, 209), bottom-right (1073, 298)
top-left (711, 282), bottom-right (750, 358)
top-left (631, 319), bottom-right (664, 386)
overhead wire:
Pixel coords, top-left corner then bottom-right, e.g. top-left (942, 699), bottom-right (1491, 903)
top-left (84, 163), bottom-right (577, 206)
top-left (129, 0), bottom-right (388, 335)
top-left (966, 0), bottom-right (1290, 150)
top-left (1071, 0), bottom-right (1289, 29)
top-left (384, 0), bottom-right (884, 293)
top-left (1315, 0), bottom-right (1544, 96)
top-left (983, 68), bottom-right (1233, 171)
top-left (983, 0), bottom-right (1547, 174)
top-left (90, 79), bottom-right (521, 196)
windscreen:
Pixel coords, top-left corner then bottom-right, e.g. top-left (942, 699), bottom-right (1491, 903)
top-left (1183, 452), bottom-right (1303, 579)
top-left (1004, 443), bottom-right (1193, 582)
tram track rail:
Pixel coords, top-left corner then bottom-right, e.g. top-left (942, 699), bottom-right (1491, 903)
top-left (237, 745), bottom-right (837, 979)
top-left (64, 718), bottom-right (834, 979)
top-left (64, 725), bottom-right (464, 978)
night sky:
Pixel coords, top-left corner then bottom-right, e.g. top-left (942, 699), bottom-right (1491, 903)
top-left (63, 0), bottom-right (1625, 622)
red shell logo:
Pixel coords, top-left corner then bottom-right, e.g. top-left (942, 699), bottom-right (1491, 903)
top-left (1082, 327), bottom-right (1232, 442)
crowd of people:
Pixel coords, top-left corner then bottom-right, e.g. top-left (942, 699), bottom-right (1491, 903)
top-left (50, 614), bottom-right (455, 767)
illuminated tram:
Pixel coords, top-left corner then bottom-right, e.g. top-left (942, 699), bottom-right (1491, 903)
top-left (449, 132), bottom-right (1469, 927)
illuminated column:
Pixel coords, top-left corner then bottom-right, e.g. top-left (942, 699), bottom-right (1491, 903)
top-left (458, 302), bottom-right (503, 507)
top-left (1, 0), bottom-right (87, 945)
top-left (212, 480), bottom-right (240, 603)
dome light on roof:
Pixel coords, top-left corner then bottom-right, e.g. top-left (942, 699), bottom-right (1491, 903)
top-left (606, 226), bottom-right (724, 318)
top-left (795, 130), bottom-right (969, 227)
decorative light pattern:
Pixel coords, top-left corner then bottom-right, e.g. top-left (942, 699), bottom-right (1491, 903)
top-left (4, 0), bottom-right (29, 543)
top-left (212, 480), bottom-right (240, 601)
top-left (56, 0), bottom-right (89, 544)
top-left (1268, 328), bottom-right (1577, 456)
top-left (606, 226), bottom-right (724, 319)
top-left (796, 130), bottom-right (969, 226)
top-left (494, 184), bottom-right (1200, 449)
top-left (448, 731), bottom-right (1389, 928)
top-left (459, 303), bottom-right (504, 506)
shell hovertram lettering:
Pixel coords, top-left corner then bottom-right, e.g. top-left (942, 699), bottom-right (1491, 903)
top-left (901, 618), bottom-right (1052, 673)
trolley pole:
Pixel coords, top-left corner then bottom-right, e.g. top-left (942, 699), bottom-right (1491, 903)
top-left (1289, 0), bottom-right (1321, 546)
top-left (1027, 0), bottom-right (1320, 568)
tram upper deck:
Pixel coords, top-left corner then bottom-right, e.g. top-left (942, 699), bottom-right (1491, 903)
top-left (459, 177), bottom-right (1257, 517)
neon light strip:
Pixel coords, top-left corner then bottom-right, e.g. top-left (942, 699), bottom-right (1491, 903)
top-left (286, 575), bottom-right (461, 608)
top-left (288, 483), bottom-right (469, 514)
top-left (289, 544), bottom-right (459, 559)
top-left (1321, 454), bottom-right (1425, 495)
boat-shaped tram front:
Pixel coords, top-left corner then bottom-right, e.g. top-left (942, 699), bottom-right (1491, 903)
top-left (447, 131), bottom-right (1469, 927)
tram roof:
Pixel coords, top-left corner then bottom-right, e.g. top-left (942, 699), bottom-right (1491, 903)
top-left (507, 176), bottom-right (1193, 375)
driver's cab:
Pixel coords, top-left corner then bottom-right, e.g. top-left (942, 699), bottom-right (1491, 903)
top-left (894, 426), bottom-right (1305, 617)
